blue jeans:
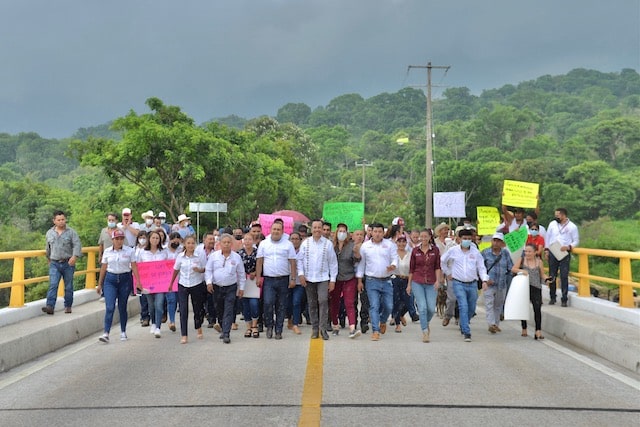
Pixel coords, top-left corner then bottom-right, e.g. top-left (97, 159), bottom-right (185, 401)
top-left (139, 295), bottom-right (149, 321)
top-left (103, 272), bottom-right (131, 333)
top-left (242, 297), bottom-right (260, 322)
top-left (411, 281), bottom-right (436, 332)
top-left (214, 284), bottom-right (237, 336)
top-left (166, 292), bottom-right (177, 323)
top-left (548, 253), bottom-right (570, 303)
top-left (46, 260), bottom-right (75, 308)
top-left (453, 279), bottom-right (478, 335)
top-left (263, 276), bottom-right (289, 333)
top-left (287, 285), bottom-right (306, 325)
top-left (145, 292), bottom-right (165, 329)
top-left (365, 277), bottom-right (393, 333)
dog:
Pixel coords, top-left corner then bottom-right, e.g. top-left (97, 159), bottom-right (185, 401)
top-left (436, 284), bottom-right (447, 319)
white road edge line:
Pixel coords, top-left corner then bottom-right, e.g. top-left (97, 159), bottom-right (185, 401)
top-left (543, 339), bottom-right (640, 391)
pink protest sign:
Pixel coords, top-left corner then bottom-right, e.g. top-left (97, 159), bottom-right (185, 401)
top-left (133, 260), bottom-right (175, 293)
top-left (258, 214), bottom-right (294, 234)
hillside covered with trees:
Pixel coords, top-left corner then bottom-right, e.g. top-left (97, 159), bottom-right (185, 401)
top-left (0, 68), bottom-right (638, 305)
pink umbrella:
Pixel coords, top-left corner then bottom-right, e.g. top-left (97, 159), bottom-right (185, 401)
top-left (271, 210), bottom-right (310, 224)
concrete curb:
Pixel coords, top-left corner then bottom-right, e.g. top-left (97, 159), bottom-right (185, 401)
top-left (0, 296), bottom-right (141, 373)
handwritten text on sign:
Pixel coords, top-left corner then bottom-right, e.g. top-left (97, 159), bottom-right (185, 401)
top-left (433, 191), bottom-right (466, 218)
top-left (502, 180), bottom-right (539, 209)
top-left (134, 260), bottom-right (175, 294)
top-left (322, 202), bottom-right (364, 232)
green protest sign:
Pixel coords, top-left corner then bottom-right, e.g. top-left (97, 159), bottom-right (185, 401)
top-left (322, 202), bottom-right (364, 233)
top-left (504, 225), bottom-right (528, 254)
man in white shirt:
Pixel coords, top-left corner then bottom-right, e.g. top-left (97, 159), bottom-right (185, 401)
top-left (356, 223), bottom-right (397, 341)
top-left (297, 219), bottom-right (338, 340)
top-left (441, 229), bottom-right (489, 342)
top-left (205, 234), bottom-right (246, 344)
top-left (256, 219), bottom-right (297, 340)
top-left (545, 207), bottom-right (579, 307)
top-left (118, 207), bottom-right (140, 248)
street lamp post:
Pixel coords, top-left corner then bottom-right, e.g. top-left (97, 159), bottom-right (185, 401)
top-left (354, 160), bottom-right (373, 208)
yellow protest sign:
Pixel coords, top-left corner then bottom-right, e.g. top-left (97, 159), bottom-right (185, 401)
top-left (476, 206), bottom-right (500, 235)
top-left (502, 180), bottom-right (539, 209)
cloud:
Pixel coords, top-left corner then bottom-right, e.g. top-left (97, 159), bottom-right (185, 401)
top-left (0, 0), bottom-right (637, 137)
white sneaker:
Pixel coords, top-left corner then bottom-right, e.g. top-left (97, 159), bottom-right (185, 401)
top-left (154, 328), bottom-right (161, 338)
top-left (99, 333), bottom-right (109, 343)
top-left (150, 324), bottom-right (157, 334)
top-left (120, 332), bottom-right (127, 341)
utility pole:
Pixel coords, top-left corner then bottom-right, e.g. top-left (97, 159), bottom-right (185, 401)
top-left (354, 160), bottom-right (373, 209)
top-left (407, 62), bottom-right (450, 228)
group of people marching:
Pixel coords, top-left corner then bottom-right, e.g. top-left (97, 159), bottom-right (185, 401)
top-left (90, 205), bottom-right (578, 344)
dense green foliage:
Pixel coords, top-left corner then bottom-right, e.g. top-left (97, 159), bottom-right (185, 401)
top-left (1, 68), bottom-right (639, 306)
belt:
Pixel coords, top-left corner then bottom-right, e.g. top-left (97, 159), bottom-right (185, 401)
top-left (263, 275), bottom-right (289, 279)
top-left (51, 258), bottom-right (69, 263)
top-left (394, 275), bottom-right (409, 279)
top-left (213, 283), bottom-right (237, 287)
top-left (453, 278), bottom-right (477, 285)
top-left (365, 275), bottom-right (391, 280)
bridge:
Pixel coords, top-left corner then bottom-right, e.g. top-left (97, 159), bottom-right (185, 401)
top-left (0, 248), bottom-right (638, 426)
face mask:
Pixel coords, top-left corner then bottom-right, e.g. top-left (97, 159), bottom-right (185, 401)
top-left (145, 219), bottom-right (153, 226)
top-left (337, 231), bottom-right (348, 241)
top-left (138, 239), bottom-right (147, 246)
top-left (461, 240), bottom-right (472, 249)
top-left (107, 221), bottom-right (116, 228)
top-left (531, 230), bottom-right (539, 237)
top-left (170, 242), bottom-right (180, 249)
top-left (526, 221), bottom-right (533, 227)
top-left (555, 217), bottom-right (561, 223)
top-left (234, 235), bottom-right (243, 240)
top-left (160, 219), bottom-right (166, 224)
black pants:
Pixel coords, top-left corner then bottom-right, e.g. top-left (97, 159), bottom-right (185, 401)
top-left (521, 286), bottom-right (542, 331)
top-left (178, 282), bottom-right (207, 337)
top-left (213, 284), bottom-right (238, 337)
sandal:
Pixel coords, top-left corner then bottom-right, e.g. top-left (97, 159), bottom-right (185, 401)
top-left (197, 328), bottom-right (203, 339)
top-left (244, 329), bottom-right (252, 338)
top-left (180, 336), bottom-right (188, 344)
top-left (521, 329), bottom-right (528, 337)
top-left (252, 327), bottom-right (259, 338)
top-left (535, 331), bottom-right (544, 340)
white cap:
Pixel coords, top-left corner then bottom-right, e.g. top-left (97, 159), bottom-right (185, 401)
top-left (158, 212), bottom-right (167, 218)
top-left (392, 217), bottom-right (405, 226)
top-left (122, 208), bottom-right (132, 215)
top-left (492, 232), bottom-right (505, 241)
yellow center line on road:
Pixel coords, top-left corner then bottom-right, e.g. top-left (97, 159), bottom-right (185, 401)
top-left (298, 338), bottom-right (324, 426)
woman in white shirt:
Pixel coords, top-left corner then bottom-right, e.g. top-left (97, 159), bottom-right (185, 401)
top-left (169, 235), bottom-right (206, 344)
top-left (96, 229), bottom-right (138, 343)
top-left (134, 231), bottom-right (168, 338)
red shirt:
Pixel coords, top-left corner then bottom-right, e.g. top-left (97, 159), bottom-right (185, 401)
top-left (409, 244), bottom-right (441, 284)
top-left (526, 235), bottom-right (545, 248)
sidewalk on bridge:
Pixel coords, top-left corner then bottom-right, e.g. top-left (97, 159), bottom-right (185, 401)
top-left (0, 290), bottom-right (140, 373)
top-left (0, 288), bottom-right (638, 374)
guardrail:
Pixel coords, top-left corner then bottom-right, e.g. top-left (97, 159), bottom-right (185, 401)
top-left (570, 247), bottom-right (639, 308)
top-left (0, 246), bottom-right (638, 308)
top-left (0, 246), bottom-right (100, 308)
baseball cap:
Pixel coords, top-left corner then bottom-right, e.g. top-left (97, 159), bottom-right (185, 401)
top-left (392, 217), bottom-right (405, 226)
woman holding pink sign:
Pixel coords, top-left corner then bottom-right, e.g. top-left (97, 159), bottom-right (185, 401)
top-left (134, 230), bottom-right (168, 338)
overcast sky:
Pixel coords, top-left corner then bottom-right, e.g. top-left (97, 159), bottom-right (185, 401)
top-left (1, 0), bottom-right (638, 138)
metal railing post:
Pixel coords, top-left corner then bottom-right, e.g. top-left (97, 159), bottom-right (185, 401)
top-left (9, 256), bottom-right (25, 307)
top-left (577, 252), bottom-right (591, 297)
top-left (619, 257), bottom-right (633, 308)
